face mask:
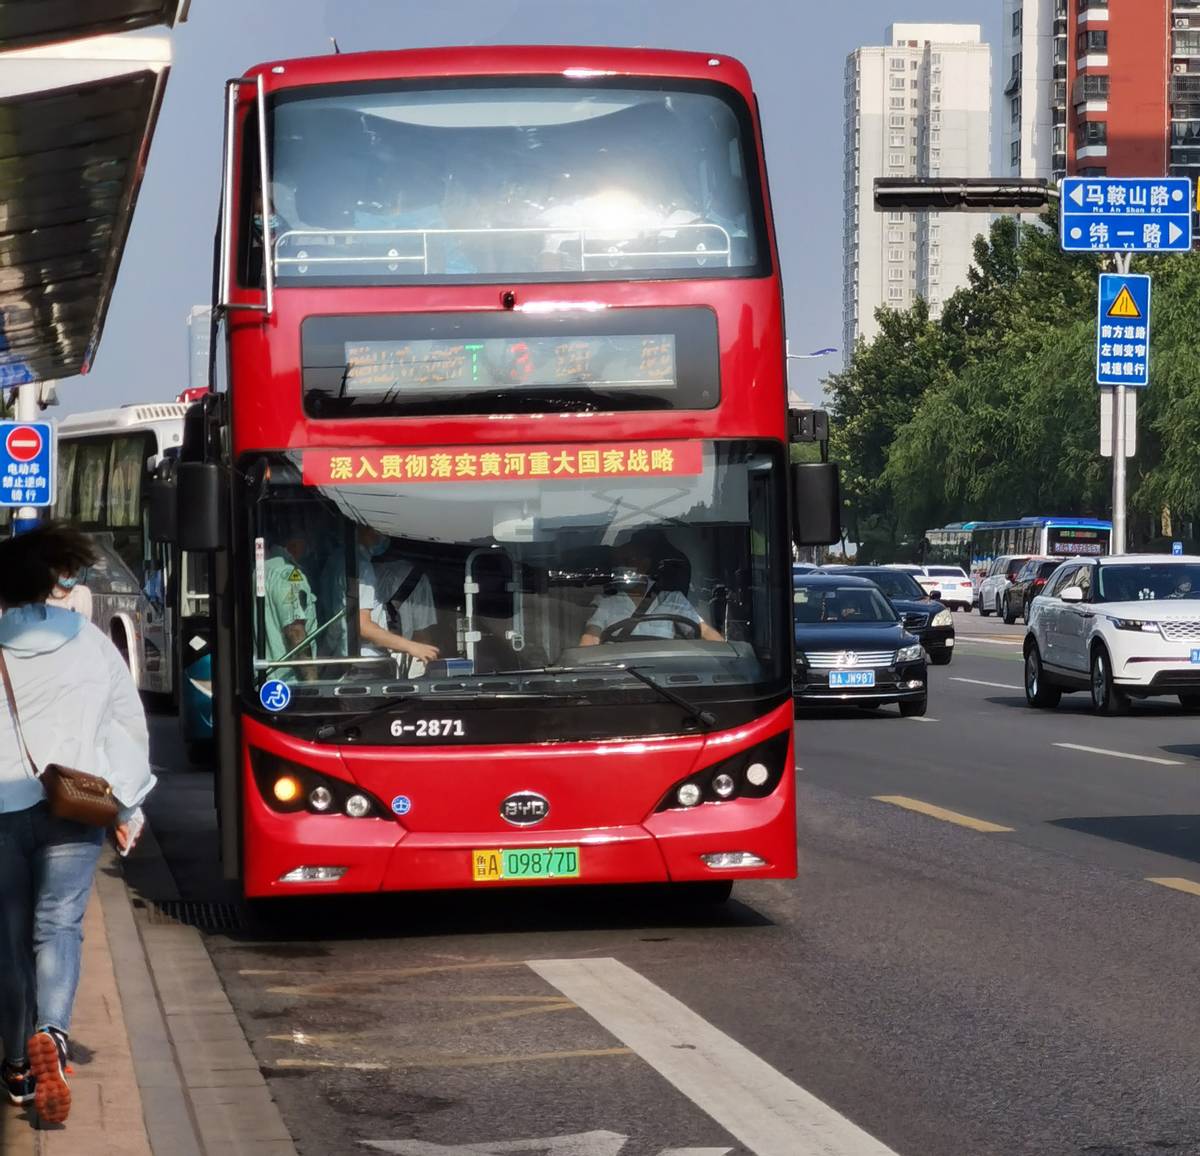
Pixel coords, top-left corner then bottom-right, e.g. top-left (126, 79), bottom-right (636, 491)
top-left (57, 576), bottom-right (78, 590)
top-left (369, 537), bottom-right (390, 558)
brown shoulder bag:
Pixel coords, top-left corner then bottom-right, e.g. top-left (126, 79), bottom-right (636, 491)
top-left (0, 649), bottom-right (119, 828)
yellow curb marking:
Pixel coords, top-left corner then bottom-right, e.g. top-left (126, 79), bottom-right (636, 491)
top-left (1147, 876), bottom-right (1200, 897)
top-left (873, 795), bottom-right (1015, 833)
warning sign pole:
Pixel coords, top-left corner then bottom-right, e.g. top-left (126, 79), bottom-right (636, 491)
top-left (1111, 251), bottom-right (1132, 555)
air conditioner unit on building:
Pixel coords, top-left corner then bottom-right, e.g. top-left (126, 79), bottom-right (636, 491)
top-left (1175, 17), bottom-right (1190, 29)
top-left (1174, 63), bottom-right (1189, 75)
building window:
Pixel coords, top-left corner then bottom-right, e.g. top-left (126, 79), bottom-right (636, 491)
top-left (930, 109), bottom-right (941, 123)
top-left (888, 228), bottom-right (904, 243)
top-left (890, 132), bottom-right (906, 147)
top-left (1011, 140), bottom-right (1021, 165)
top-left (1079, 120), bottom-right (1108, 147)
top-left (890, 96), bottom-right (906, 109)
top-left (889, 247), bottom-right (906, 262)
top-left (887, 211), bottom-right (905, 223)
top-left (1012, 8), bottom-right (1022, 37)
top-left (890, 57), bottom-right (906, 71)
top-left (888, 286), bottom-right (905, 301)
top-left (1011, 95), bottom-right (1021, 125)
top-left (1078, 166), bottom-right (1107, 177)
top-left (890, 75), bottom-right (906, 90)
top-left (888, 267), bottom-right (905, 281)
top-left (1077, 30), bottom-right (1108, 56)
top-left (888, 152), bottom-right (905, 167)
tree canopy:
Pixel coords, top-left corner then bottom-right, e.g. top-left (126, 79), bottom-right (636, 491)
top-left (827, 207), bottom-right (1199, 560)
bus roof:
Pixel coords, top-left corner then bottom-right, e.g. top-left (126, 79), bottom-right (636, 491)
top-left (56, 402), bottom-right (188, 439)
top-left (966, 517), bottom-right (1112, 530)
top-left (246, 45), bottom-right (754, 93)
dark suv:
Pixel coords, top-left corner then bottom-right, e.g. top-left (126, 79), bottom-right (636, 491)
top-left (1003, 558), bottom-right (1061, 625)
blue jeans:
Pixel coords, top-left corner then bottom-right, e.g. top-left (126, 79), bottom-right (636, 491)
top-left (0, 803), bottom-right (103, 1064)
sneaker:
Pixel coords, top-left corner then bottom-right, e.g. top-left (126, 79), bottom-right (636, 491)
top-left (2, 1060), bottom-right (35, 1106)
top-left (27, 1029), bottom-right (70, 1124)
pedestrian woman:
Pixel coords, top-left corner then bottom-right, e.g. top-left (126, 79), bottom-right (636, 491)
top-left (46, 566), bottom-right (92, 620)
top-left (0, 523), bottom-right (155, 1125)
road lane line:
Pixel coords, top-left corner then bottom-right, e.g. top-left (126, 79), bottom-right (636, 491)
top-left (949, 677), bottom-right (1022, 691)
top-left (955, 636), bottom-right (1021, 646)
top-left (1053, 743), bottom-right (1184, 767)
top-left (1147, 877), bottom-right (1200, 897)
top-left (906, 716), bottom-right (939, 723)
top-left (873, 795), bottom-right (1015, 833)
top-left (528, 957), bottom-right (899, 1156)
top-left (276, 1047), bottom-right (632, 1072)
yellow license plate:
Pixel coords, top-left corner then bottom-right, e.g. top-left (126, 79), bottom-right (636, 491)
top-left (472, 847), bottom-right (581, 882)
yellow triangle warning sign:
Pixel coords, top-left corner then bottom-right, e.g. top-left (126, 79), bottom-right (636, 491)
top-left (1108, 285), bottom-right (1142, 319)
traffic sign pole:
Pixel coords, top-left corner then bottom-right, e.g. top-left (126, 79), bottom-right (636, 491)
top-left (1111, 251), bottom-right (1132, 556)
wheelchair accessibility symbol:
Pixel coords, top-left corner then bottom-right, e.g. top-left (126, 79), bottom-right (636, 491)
top-left (260, 679), bottom-right (291, 712)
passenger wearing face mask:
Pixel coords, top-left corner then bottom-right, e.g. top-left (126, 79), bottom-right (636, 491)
top-left (356, 526), bottom-right (439, 669)
top-left (46, 570), bottom-right (92, 620)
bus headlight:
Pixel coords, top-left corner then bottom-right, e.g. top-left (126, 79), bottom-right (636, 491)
top-left (656, 732), bottom-right (790, 812)
top-left (250, 749), bottom-right (386, 818)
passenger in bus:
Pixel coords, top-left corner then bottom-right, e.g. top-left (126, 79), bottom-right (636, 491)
top-left (579, 529), bottom-right (723, 645)
top-left (354, 527), bottom-right (439, 672)
top-left (263, 530), bottom-right (319, 682)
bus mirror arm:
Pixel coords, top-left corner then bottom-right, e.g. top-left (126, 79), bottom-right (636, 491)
top-left (791, 461), bottom-right (841, 548)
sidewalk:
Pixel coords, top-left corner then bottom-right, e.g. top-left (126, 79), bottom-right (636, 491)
top-left (1, 842), bottom-right (297, 1156)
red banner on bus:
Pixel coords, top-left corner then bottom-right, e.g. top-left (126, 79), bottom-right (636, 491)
top-left (303, 441), bottom-right (704, 486)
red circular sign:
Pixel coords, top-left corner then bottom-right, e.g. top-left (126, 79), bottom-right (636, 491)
top-left (5, 425), bottom-right (42, 463)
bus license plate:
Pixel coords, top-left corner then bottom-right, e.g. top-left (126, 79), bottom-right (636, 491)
top-left (472, 847), bottom-right (581, 882)
top-left (829, 670), bottom-right (875, 688)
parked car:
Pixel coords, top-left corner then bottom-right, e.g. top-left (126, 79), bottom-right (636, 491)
top-left (917, 565), bottom-right (973, 611)
top-left (1024, 555), bottom-right (1200, 713)
top-left (793, 574), bottom-right (928, 716)
top-left (1002, 558), bottom-right (1061, 625)
top-left (821, 565), bottom-right (954, 665)
top-left (978, 555), bottom-right (1034, 617)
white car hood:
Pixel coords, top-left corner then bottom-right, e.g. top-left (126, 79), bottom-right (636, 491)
top-left (1095, 600), bottom-right (1200, 620)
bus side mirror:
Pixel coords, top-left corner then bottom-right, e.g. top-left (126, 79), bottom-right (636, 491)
top-left (148, 476), bottom-right (178, 545)
top-left (791, 462), bottom-right (841, 547)
top-left (178, 462), bottom-right (224, 551)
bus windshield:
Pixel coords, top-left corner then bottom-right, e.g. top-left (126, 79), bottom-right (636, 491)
top-left (263, 80), bottom-right (766, 285)
top-left (246, 440), bottom-right (786, 706)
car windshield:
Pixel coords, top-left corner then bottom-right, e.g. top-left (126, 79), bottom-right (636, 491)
top-left (245, 439), bottom-right (786, 706)
top-left (839, 569), bottom-right (924, 600)
top-left (1095, 563), bottom-right (1200, 603)
top-left (264, 80), bottom-right (765, 285)
top-left (793, 584), bottom-right (898, 625)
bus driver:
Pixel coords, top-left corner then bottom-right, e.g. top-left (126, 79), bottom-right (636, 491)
top-left (580, 529), bottom-right (723, 646)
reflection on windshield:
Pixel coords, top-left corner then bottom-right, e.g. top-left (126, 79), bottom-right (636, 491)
top-left (247, 441), bottom-right (785, 700)
top-left (264, 82), bottom-right (763, 283)
top-left (1097, 564), bottom-right (1200, 602)
top-left (793, 586), bottom-right (897, 625)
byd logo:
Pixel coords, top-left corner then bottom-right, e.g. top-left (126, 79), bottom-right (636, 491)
top-left (500, 791), bottom-right (549, 826)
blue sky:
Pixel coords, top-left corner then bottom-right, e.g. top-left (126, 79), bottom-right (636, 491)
top-left (61, 0), bottom-right (1002, 414)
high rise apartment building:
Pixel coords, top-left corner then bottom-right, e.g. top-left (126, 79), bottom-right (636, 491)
top-left (843, 24), bottom-right (992, 353)
top-left (1004, 0), bottom-right (1196, 182)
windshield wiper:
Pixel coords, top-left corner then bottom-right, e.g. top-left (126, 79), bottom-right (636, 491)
top-left (493, 663), bottom-right (718, 731)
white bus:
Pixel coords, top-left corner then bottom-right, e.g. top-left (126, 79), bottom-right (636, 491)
top-left (54, 404), bottom-right (188, 698)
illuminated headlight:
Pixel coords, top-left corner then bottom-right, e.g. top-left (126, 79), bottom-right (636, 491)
top-left (897, 643), bottom-right (924, 663)
top-left (1107, 617), bottom-right (1159, 633)
top-left (712, 773), bottom-right (737, 799)
top-left (278, 866), bottom-right (347, 883)
top-left (309, 786), bottom-right (333, 812)
top-left (344, 794), bottom-right (373, 818)
top-left (932, 609), bottom-right (953, 627)
top-left (250, 749), bottom-right (387, 818)
top-left (657, 732), bottom-right (790, 812)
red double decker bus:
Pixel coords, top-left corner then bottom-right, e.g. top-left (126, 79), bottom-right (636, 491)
top-left (169, 45), bottom-right (837, 899)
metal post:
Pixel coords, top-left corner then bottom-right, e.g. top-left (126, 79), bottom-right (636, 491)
top-left (1111, 252), bottom-right (1132, 555)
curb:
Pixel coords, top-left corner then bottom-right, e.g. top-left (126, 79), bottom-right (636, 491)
top-left (100, 825), bottom-right (299, 1156)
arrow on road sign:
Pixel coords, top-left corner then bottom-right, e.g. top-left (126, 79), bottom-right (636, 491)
top-left (1068, 183), bottom-right (1084, 207)
top-left (1170, 222), bottom-right (1185, 245)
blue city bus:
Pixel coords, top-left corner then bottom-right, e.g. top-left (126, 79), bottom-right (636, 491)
top-left (925, 517), bottom-right (1113, 584)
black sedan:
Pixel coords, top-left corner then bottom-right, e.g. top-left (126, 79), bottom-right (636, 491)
top-left (793, 575), bottom-right (928, 716)
top-left (820, 565), bottom-right (955, 665)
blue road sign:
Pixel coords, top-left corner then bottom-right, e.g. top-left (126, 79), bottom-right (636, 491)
top-left (259, 679), bottom-right (291, 712)
top-left (1096, 274), bottom-right (1151, 388)
top-left (0, 420), bottom-right (54, 508)
top-left (1173, 541), bottom-right (1184, 556)
top-left (1061, 177), bottom-right (1192, 252)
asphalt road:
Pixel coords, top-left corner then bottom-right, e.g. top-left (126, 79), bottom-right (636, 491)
top-left (137, 612), bottom-right (1200, 1156)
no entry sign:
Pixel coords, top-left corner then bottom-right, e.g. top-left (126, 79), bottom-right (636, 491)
top-left (0, 420), bottom-right (54, 507)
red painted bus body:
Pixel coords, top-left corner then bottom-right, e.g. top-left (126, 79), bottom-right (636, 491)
top-left (209, 45), bottom-right (797, 898)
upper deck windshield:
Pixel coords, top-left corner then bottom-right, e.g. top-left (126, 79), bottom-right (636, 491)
top-left (261, 79), bottom-right (766, 286)
top-left (246, 440), bottom-right (787, 726)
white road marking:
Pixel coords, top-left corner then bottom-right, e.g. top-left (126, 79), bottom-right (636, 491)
top-left (950, 677), bottom-right (1022, 691)
top-left (362, 1135), bottom-right (730, 1156)
top-left (906, 716), bottom-right (939, 723)
top-left (528, 957), bottom-right (898, 1156)
top-left (1053, 743), bottom-right (1184, 767)
top-left (954, 636), bottom-right (1021, 646)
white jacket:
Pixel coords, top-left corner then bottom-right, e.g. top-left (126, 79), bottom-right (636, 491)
top-left (0, 604), bottom-right (155, 819)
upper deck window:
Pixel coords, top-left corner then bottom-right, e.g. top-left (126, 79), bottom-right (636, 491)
top-left (263, 79), bottom-right (767, 285)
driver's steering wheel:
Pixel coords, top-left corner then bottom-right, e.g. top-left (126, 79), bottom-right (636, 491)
top-left (599, 614), bottom-right (701, 642)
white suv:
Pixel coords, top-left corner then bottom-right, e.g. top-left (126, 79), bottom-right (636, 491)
top-left (1024, 555), bottom-right (1200, 714)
